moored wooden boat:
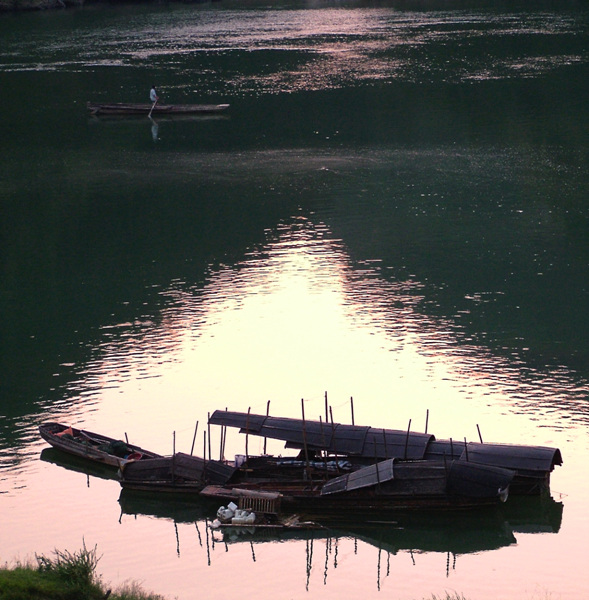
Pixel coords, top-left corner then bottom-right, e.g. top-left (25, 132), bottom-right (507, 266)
top-left (208, 409), bottom-right (562, 495)
top-left (87, 102), bottom-right (230, 116)
top-left (201, 457), bottom-right (515, 514)
top-left (118, 452), bottom-right (236, 494)
top-left (39, 422), bottom-right (161, 469)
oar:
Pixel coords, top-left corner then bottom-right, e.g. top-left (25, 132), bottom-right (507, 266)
top-left (148, 100), bottom-right (157, 118)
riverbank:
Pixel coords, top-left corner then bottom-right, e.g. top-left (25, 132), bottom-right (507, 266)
top-left (0, 545), bottom-right (165, 600)
top-left (0, 0), bottom-right (82, 11)
top-left (0, 0), bottom-right (212, 12)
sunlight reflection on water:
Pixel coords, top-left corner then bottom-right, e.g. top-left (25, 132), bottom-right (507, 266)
top-left (0, 7), bottom-right (587, 600)
top-left (58, 213), bottom-right (588, 460)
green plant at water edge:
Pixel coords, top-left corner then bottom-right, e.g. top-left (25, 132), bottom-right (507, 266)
top-left (36, 542), bottom-right (101, 592)
top-left (0, 543), bottom-right (166, 600)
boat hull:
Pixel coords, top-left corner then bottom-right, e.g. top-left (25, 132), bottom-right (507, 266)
top-left (39, 422), bottom-right (161, 469)
top-left (202, 458), bottom-right (514, 514)
top-left (87, 102), bottom-right (230, 116)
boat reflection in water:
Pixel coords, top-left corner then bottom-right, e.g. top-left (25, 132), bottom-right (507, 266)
top-left (117, 488), bottom-right (563, 582)
top-left (40, 447), bottom-right (120, 484)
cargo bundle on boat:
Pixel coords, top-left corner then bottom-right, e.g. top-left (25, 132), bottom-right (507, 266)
top-left (39, 422), bottom-right (161, 469)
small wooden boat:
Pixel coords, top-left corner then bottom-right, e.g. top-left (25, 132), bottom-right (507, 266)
top-left (87, 102), bottom-right (230, 116)
top-left (39, 422), bottom-right (161, 469)
top-left (118, 452), bottom-right (236, 494)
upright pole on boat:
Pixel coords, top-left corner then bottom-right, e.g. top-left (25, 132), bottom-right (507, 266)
top-left (219, 423), bottom-right (224, 461)
top-left (221, 407), bottom-right (228, 460)
top-left (425, 409), bottom-right (429, 435)
top-left (325, 391), bottom-right (329, 423)
top-left (382, 428), bottom-right (388, 459)
top-left (404, 419), bottom-right (412, 460)
top-left (245, 407), bottom-right (251, 466)
top-left (476, 424), bottom-right (483, 443)
top-left (373, 438), bottom-right (381, 492)
top-left (207, 413), bottom-right (211, 461)
top-left (203, 431), bottom-right (207, 469)
top-left (301, 398), bottom-right (312, 481)
top-left (350, 396), bottom-right (355, 425)
top-left (190, 421), bottom-right (199, 456)
top-left (464, 438), bottom-right (469, 461)
top-left (319, 416), bottom-right (328, 472)
top-left (329, 405), bottom-right (339, 472)
top-left (263, 400), bottom-right (270, 455)
top-left (172, 431), bottom-right (176, 482)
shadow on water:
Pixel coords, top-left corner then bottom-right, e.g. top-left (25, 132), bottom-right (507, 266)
top-left (116, 486), bottom-right (563, 582)
top-left (36, 444), bottom-right (565, 577)
top-left (40, 447), bottom-right (120, 482)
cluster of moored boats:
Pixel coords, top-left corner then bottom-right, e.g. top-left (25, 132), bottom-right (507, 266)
top-left (39, 409), bottom-right (562, 521)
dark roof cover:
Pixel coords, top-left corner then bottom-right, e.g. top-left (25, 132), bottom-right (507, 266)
top-left (321, 459), bottom-right (396, 495)
top-left (208, 410), bottom-right (434, 459)
top-left (459, 443), bottom-right (563, 472)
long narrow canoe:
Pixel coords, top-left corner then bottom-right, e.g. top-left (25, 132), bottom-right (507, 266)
top-left (87, 102), bottom-right (230, 116)
top-left (39, 422), bottom-right (161, 468)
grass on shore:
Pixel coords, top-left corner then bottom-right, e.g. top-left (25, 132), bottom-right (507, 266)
top-left (0, 543), bottom-right (165, 600)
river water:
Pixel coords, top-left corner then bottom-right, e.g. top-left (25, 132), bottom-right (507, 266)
top-left (1, 2), bottom-right (588, 599)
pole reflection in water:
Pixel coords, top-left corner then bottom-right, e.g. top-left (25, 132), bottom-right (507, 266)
top-left (114, 486), bottom-right (563, 591)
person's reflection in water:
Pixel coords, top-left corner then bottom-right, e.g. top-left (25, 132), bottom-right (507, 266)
top-left (150, 116), bottom-right (159, 142)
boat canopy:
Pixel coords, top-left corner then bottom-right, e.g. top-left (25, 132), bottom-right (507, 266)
top-left (424, 440), bottom-right (563, 472)
top-left (208, 410), bottom-right (435, 460)
top-left (321, 459), bottom-right (396, 495)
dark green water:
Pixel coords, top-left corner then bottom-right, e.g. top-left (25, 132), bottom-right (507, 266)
top-left (1, 3), bottom-right (588, 599)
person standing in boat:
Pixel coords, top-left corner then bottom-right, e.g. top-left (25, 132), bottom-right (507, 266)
top-left (150, 85), bottom-right (159, 105)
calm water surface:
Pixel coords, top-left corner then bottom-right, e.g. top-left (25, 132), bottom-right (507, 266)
top-left (1, 2), bottom-right (588, 599)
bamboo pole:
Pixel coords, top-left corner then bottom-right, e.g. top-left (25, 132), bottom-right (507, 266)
top-left (221, 407), bottom-right (228, 460)
top-left (350, 396), bottom-right (355, 426)
top-left (219, 424), bottom-right (224, 461)
top-left (172, 431), bottom-right (176, 482)
top-left (203, 431), bottom-right (207, 469)
top-left (425, 409), bottom-right (429, 435)
top-left (301, 398), bottom-right (311, 481)
top-left (207, 413), bottom-right (211, 462)
top-left (404, 419), bottom-right (412, 460)
top-left (190, 421), bottom-right (199, 456)
top-left (373, 438), bottom-right (381, 493)
top-left (245, 407), bottom-right (251, 465)
top-left (476, 424), bottom-right (483, 444)
top-left (263, 400), bottom-right (270, 455)
top-left (319, 416), bottom-right (328, 472)
top-left (329, 405), bottom-right (339, 472)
